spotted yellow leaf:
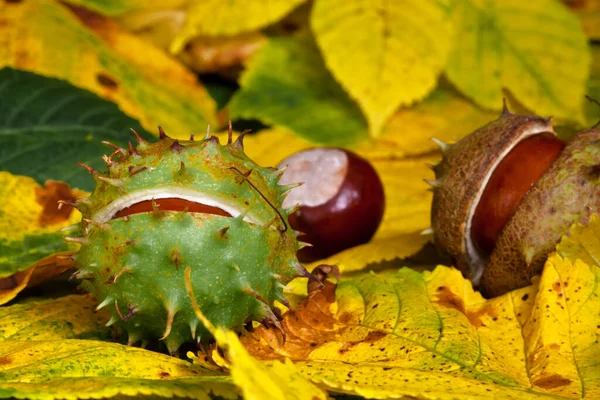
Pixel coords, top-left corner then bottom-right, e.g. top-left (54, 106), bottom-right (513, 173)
top-left (0, 294), bottom-right (110, 342)
top-left (446, 0), bottom-right (590, 122)
top-left (311, 0), bottom-right (454, 136)
top-left (0, 173), bottom-right (82, 304)
top-left (243, 254), bottom-right (600, 399)
top-left (0, 340), bottom-right (238, 400)
top-left (0, 0), bottom-right (217, 139)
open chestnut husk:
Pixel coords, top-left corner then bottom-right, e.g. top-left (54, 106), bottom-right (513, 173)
top-left (429, 106), bottom-right (600, 297)
top-left (277, 147), bottom-right (385, 262)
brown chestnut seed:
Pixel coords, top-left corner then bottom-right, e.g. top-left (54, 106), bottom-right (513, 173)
top-left (430, 108), bottom-right (600, 297)
top-left (278, 148), bottom-right (385, 262)
top-left (471, 133), bottom-right (566, 255)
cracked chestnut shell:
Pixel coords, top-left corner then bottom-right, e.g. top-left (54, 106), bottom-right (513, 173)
top-left (430, 109), bottom-right (600, 297)
top-left (277, 147), bottom-right (385, 262)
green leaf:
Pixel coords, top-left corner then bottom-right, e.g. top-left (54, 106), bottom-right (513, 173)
top-left (229, 37), bottom-right (368, 146)
top-left (446, 0), bottom-right (590, 122)
top-left (0, 68), bottom-right (153, 191)
top-left (0, 233), bottom-right (71, 279)
top-left (311, 0), bottom-right (454, 136)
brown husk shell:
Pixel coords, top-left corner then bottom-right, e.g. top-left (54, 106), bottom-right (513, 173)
top-left (431, 113), bottom-right (554, 283)
top-left (482, 128), bottom-right (600, 296)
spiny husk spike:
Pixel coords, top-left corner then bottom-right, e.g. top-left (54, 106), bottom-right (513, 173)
top-left (105, 315), bottom-right (119, 327)
top-left (129, 166), bottom-right (147, 177)
top-left (231, 263), bottom-right (241, 272)
top-left (424, 179), bottom-right (442, 188)
top-left (243, 286), bottom-right (268, 305)
top-left (227, 120), bottom-right (233, 145)
top-left (130, 128), bottom-right (146, 146)
top-left (297, 241), bottom-right (312, 250)
top-left (160, 307), bottom-right (177, 340)
top-left (96, 296), bottom-right (114, 311)
top-left (421, 227), bottom-right (434, 235)
top-left (170, 139), bottom-right (185, 153)
top-left (190, 319), bottom-right (199, 340)
top-left (104, 266), bottom-right (132, 284)
top-left (281, 182), bottom-right (303, 196)
top-left (204, 124), bottom-right (211, 140)
top-left (276, 282), bottom-right (292, 292)
top-left (274, 165), bottom-right (287, 180)
top-left (430, 137), bottom-right (450, 152)
top-left (102, 154), bottom-right (113, 168)
top-left (233, 129), bottom-right (251, 150)
top-left (70, 269), bottom-right (93, 281)
top-left (277, 296), bottom-right (292, 310)
top-left (82, 218), bottom-right (110, 231)
top-left (294, 263), bottom-right (324, 287)
top-left (216, 226), bottom-right (230, 239)
top-left (128, 141), bottom-right (139, 156)
top-left (97, 175), bottom-right (125, 187)
top-left (158, 125), bottom-right (168, 140)
top-left (271, 272), bottom-right (284, 281)
top-left (76, 162), bottom-right (97, 177)
top-left (170, 247), bottom-right (182, 270)
top-left (263, 216), bottom-right (279, 230)
top-left (114, 300), bottom-right (124, 320)
top-left (101, 141), bottom-right (127, 156)
top-left (59, 223), bottom-right (80, 232)
top-left (262, 306), bottom-right (286, 343)
top-left (127, 331), bottom-right (141, 346)
top-left (189, 133), bottom-right (195, 141)
top-left (501, 98), bottom-right (512, 118)
top-left (64, 236), bottom-right (89, 245)
top-left (57, 199), bottom-right (78, 210)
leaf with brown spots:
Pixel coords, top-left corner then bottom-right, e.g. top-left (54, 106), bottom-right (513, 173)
top-left (241, 258), bottom-right (600, 399)
top-left (0, 340), bottom-right (238, 399)
top-left (0, 173), bottom-right (82, 304)
top-left (0, 0), bottom-right (217, 139)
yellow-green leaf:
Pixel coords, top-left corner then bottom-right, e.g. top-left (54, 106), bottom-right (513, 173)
top-left (446, 0), bottom-right (590, 122)
top-left (171, 0), bottom-right (308, 53)
top-left (228, 37), bottom-right (368, 146)
top-left (0, 340), bottom-right (237, 400)
top-left (311, 0), bottom-right (454, 136)
top-left (243, 255), bottom-right (600, 399)
top-left (0, 0), bottom-right (217, 139)
top-left (0, 294), bottom-right (110, 342)
top-left (63, 0), bottom-right (187, 16)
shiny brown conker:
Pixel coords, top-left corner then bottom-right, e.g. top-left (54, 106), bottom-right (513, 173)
top-left (277, 147), bottom-right (385, 262)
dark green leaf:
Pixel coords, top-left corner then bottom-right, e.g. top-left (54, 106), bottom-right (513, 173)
top-left (0, 68), bottom-right (153, 191)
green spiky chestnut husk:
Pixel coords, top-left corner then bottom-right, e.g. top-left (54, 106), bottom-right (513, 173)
top-left (71, 129), bottom-right (310, 352)
top-left (429, 107), bottom-right (600, 297)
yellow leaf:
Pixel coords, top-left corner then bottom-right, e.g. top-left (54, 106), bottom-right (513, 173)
top-left (0, 294), bottom-right (110, 341)
top-left (446, 0), bottom-right (590, 122)
top-left (242, 257), bottom-right (600, 399)
top-left (311, 0), bottom-right (454, 136)
top-left (0, 340), bottom-right (238, 399)
top-left (171, 0), bottom-right (307, 52)
top-left (0, 0), bottom-right (217, 139)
